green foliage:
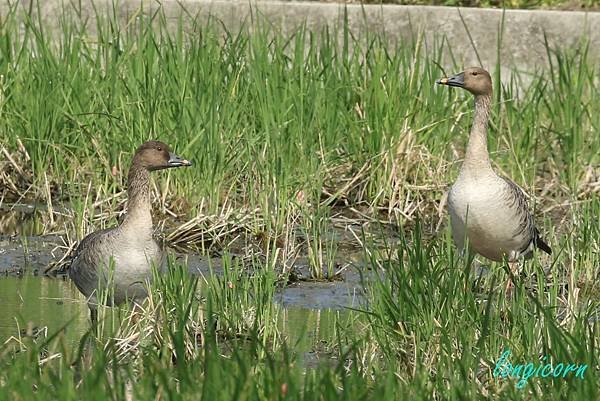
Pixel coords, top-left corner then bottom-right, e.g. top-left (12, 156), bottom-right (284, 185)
top-left (0, 3), bottom-right (597, 400)
top-left (0, 0), bottom-right (597, 227)
top-left (0, 228), bottom-right (597, 400)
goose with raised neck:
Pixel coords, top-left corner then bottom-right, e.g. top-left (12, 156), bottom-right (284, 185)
top-left (436, 67), bottom-right (551, 290)
top-left (69, 141), bottom-right (192, 323)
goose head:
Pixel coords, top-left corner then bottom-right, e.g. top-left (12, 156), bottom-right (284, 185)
top-left (133, 141), bottom-right (192, 171)
top-left (436, 67), bottom-right (492, 96)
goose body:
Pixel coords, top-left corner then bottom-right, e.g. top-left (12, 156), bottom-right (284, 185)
top-left (437, 68), bottom-right (551, 276)
top-left (69, 223), bottom-right (164, 307)
top-left (69, 141), bottom-right (191, 322)
top-left (449, 170), bottom-right (544, 262)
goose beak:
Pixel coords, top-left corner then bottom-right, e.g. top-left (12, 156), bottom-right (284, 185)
top-left (167, 152), bottom-right (192, 168)
top-left (436, 72), bottom-right (465, 88)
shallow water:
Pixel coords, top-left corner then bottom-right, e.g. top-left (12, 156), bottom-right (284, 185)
top-left (0, 233), bottom-right (362, 353)
top-left (0, 202), bottom-right (366, 360)
top-left (0, 275), bottom-right (351, 366)
top-left (0, 276), bottom-right (88, 342)
top-left (0, 203), bottom-right (63, 237)
top-left (0, 233), bottom-right (364, 302)
top-left (0, 235), bottom-right (60, 275)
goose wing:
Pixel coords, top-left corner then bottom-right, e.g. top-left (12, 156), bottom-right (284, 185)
top-left (501, 176), bottom-right (552, 257)
top-left (68, 228), bottom-right (114, 298)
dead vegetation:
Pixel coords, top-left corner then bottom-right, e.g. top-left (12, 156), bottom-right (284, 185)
top-left (1, 127), bottom-right (599, 277)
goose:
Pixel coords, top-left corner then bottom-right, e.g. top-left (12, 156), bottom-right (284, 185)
top-left (69, 141), bottom-right (191, 323)
top-left (436, 67), bottom-right (551, 290)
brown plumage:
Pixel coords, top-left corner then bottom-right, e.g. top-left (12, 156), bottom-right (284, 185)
top-left (69, 141), bottom-right (192, 323)
top-left (436, 67), bottom-right (551, 290)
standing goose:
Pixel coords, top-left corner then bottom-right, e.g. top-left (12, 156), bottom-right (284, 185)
top-left (436, 67), bottom-right (551, 290)
top-left (69, 141), bottom-right (192, 323)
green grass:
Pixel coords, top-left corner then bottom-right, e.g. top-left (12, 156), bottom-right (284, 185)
top-left (0, 234), bottom-right (597, 400)
top-left (0, 2), bottom-right (598, 400)
top-left (0, 2), bottom-right (597, 231)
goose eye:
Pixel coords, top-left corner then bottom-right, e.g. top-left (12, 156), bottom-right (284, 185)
top-left (157, 147), bottom-right (162, 151)
top-left (472, 72), bottom-right (478, 76)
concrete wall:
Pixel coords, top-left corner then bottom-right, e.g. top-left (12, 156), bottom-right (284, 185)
top-left (2, 1), bottom-right (598, 72)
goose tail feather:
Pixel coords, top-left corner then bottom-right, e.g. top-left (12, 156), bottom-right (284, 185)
top-left (534, 228), bottom-right (552, 255)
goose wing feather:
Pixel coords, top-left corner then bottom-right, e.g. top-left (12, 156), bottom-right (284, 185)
top-left (68, 228), bottom-right (115, 299)
top-left (500, 176), bottom-right (552, 257)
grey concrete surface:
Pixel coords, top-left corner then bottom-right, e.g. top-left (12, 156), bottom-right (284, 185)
top-left (1, 1), bottom-right (598, 71)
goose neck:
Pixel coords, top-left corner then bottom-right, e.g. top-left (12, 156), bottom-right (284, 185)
top-left (463, 94), bottom-right (493, 172)
top-left (122, 164), bottom-right (153, 234)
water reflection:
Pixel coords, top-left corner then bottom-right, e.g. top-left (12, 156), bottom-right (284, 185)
top-left (0, 276), bottom-right (88, 343)
top-left (0, 275), bottom-right (349, 364)
top-left (279, 306), bottom-right (346, 368)
top-left (0, 204), bottom-right (55, 237)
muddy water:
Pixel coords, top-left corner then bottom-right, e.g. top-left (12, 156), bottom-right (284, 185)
top-left (0, 199), bottom-right (365, 359)
top-left (0, 204), bottom-right (61, 237)
top-left (0, 235), bottom-right (61, 275)
top-left (0, 276), bottom-right (88, 341)
top-left (0, 275), bottom-right (360, 343)
top-left (0, 235), bottom-right (364, 306)
top-left (0, 234), bottom-right (363, 358)
top-left (0, 275), bottom-right (351, 366)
